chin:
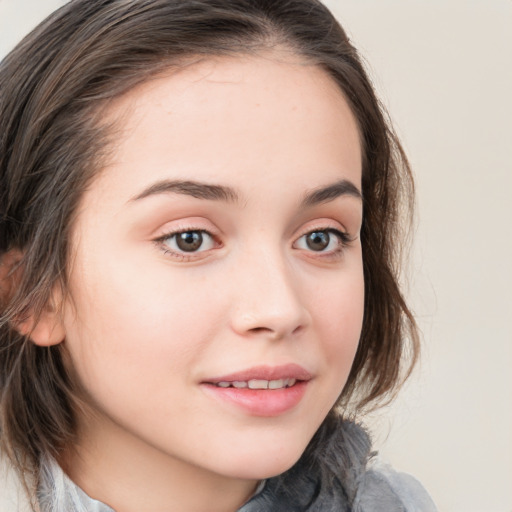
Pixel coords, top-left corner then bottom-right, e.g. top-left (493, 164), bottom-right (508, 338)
top-left (216, 439), bottom-right (308, 481)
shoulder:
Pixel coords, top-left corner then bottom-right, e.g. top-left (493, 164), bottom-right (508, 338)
top-left (0, 450), bottom-right (38, 512)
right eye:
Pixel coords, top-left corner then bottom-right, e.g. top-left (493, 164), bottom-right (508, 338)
top-left (158, 230), bottom-right (216, 255)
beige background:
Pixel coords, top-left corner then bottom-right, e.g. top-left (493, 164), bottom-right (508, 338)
top-left (1, 1), bottom-right (511, 511)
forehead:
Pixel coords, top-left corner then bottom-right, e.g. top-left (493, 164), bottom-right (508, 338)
top-left (89, 53), bottom-right (362, 205)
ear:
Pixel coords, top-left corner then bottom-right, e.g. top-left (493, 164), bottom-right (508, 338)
top-left (1, 249), bottom-right (65, 346)
top-left (17, 292), bottom-right (66, 347)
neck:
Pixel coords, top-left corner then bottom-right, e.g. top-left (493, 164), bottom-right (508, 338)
top-left (60, 412), bottom-right (259, 512)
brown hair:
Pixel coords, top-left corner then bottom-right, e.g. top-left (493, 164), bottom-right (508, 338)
top-left (0, 0), bottom-right (418, 479)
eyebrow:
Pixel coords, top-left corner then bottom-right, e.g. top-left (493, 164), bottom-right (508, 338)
top-left (130, 177), bottom-right (361, 206)
top-left (131, 179), bottom-right (239, 203)
top-left (301, 179), bottom-right (362, 207)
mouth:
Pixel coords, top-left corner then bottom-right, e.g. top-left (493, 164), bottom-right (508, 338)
top-left (213, 378), bottom-right (298, 390)
top-left (203, 363), bottom-right (311, 389)
top-left (201, 364), bottom-right (311, 417)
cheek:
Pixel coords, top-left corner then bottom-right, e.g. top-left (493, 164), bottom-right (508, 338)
top-left (310, 264), bottom-right (365, 379)
top-left (61, 258), bottom-right (217, 400)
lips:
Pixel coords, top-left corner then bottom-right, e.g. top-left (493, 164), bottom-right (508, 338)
top-left (204, 363), bottom-right (312, 385)
top-left (201, 364), bottom-right (312, 417)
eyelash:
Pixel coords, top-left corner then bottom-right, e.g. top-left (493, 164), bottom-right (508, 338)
top-left (154, 226), bottom-right (353, 261)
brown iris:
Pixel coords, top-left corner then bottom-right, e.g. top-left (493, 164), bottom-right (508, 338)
top-left (305, 231), bottom-right (330, 251)
top-left (175, 231), bottom-right (204, 252)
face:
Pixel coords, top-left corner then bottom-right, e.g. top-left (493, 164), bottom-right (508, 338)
top-left (58, 54), bottom-right (364, 488)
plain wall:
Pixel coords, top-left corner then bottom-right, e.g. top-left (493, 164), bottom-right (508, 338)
top-left (1, 1), bottom-right (511, 511)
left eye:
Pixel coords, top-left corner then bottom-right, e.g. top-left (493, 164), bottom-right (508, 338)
top-left (162, 230), bottom-right (215, 253)
top-left (294, 229), bottom-right (345, 252)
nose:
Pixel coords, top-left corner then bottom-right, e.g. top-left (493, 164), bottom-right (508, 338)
top-left (229, 249), bottom-right (310, 340)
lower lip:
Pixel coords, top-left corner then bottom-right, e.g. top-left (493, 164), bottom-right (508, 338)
top-left (201, 381), bottom-right (308, 417)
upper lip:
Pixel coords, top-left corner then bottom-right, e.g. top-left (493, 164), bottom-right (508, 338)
top-left (203, 364), bottom-right (312, 384)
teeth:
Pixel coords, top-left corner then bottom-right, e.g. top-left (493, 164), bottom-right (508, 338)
top-left (268, 379), bottom-right (284, 389)
top-left (215, 378), bottom-right (297, 389)
top-left (248, 379), bottom-right (268, 389)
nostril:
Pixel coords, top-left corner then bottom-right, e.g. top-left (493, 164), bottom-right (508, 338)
top-left (246, 324), bottom-right (305, 338)
top-left (291, 325), bottom-right (304, 336)
top-left (248, 327), bottom-right (272, 334)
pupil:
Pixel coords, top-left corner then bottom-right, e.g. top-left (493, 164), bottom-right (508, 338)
top-left (306, 231), bottom-right (329, 251)
top-left (176, 231), bottom-right (203, 252)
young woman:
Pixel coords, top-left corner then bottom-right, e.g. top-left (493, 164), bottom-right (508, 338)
top-left (0, 1), bottom-right (437, 510)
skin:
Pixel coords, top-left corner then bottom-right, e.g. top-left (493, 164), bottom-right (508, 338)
top-left (37, 53), bottom-right (364, 512)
